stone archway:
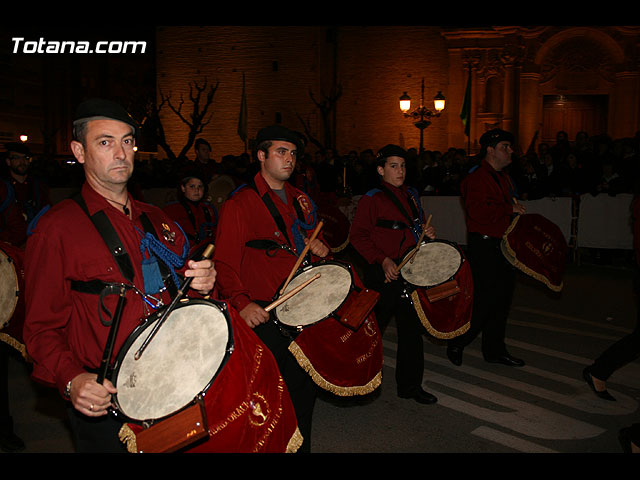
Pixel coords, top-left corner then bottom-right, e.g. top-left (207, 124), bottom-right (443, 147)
top-left (521, 27), bottom-right (637, 147)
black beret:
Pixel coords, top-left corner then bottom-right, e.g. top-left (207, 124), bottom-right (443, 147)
top-left (256, 125), bottom-right (304, 151)
top-left (73, 98), bottom-right (138, 136)
top-left (479, 128), bottom-right (514, 148)
top-left (377, 144), bottom-right (407, 161)
top-left (4, 142), bottom-right (31, 156)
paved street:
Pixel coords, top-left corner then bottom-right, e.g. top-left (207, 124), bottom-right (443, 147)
top-left (3, 252), bottom-right (639, 455)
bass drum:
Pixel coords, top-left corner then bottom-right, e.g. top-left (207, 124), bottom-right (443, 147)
top-left (114, 298), bottom-right (300, 453)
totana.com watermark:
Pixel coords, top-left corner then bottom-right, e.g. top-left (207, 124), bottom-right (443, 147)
top-left (11, 37), bottom-right (147, 54)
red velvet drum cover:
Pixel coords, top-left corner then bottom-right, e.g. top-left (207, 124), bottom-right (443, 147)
top-left (285, 262), bottom-right (383, 396)
top-left (410, 250), bottom-right (473, 340)
top-left (119, 303), bottom-right (301, 453)
top-left (501, 213), bottom-right (567, 292)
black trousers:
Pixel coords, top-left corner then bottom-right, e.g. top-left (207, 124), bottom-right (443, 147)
top-left (66, 406), bottom-right (128, 453)
top-left (0, 343), bottom-right (12, 434)
top-left (591, 270), bottom-right (640, 381)
top-left (449, 233), bottom-right (516, 358)
top-left (253, 314), bottom-right (317, 453)
top-left (364, 263), bottom-right (426, 395)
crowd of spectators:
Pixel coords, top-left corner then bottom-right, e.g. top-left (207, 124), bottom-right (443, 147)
top-left (5, 130), bottom-right (640, 201)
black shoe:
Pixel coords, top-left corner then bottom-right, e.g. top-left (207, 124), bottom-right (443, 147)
top-left (398, 387), bottom-right (438, 405)
top-left (582, 367), bottom-right (616, 401)
top-left (485, 352), bottom-right (525, 367)
top-left (618, 428), bottom-right (632, 453)
top-left (447, 345), bottom-right (463, 366)
top-left (0, 431), bottom-right (26, 453)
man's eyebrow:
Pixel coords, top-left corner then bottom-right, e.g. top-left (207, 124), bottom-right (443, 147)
top-left (95, 132), bottom-right (134, 141)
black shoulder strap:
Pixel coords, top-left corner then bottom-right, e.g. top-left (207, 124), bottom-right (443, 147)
top-left (72, 193), bottom-right (178, 298)
top-left (248, 179), bottom-right (294, 248)
top-left (73, 193), bottom-right (135, 283)
top-left (378, 184), bottom-right (421, 232)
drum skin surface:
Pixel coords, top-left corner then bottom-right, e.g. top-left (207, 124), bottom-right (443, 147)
top-left (0, 242), bottom-right (29, 360)
top-left (114, 301), bottom-right (231, 422)
top-left (0, 246), bottom-right (20, 330)
top-left (401, 240), bottom-right (462, 288)
top-left (276, 263), bottom-right (352, 328)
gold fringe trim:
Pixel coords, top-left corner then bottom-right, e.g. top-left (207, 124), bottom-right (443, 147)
top-left (0, 333), bottom-right (31, 362)
top-left (118, 423), bottom-right (139, 453)
top-left (286, 427), bottom-right (304, 453)
top-left (330, 235), bottom-right (350, 254)
top-left (119, 417), bottom-right (304, 453)
top-left (288, 340), bottom-right (382, 397)
top-left (411, 290), bottom-right (470, 340)
top-left (502, 216), bottom-right (563, 292)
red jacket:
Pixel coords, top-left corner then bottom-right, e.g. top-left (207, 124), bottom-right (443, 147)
top-left (460, 160), bottom-right (516, 238)
top-left (213, 172), bottom-right (325, 312)
top-left (23, 183), bottom-right (190, 397)
top-left (350, 181), bottom-right (425, 264)
top-left (163, 199), bottom-right (217, 256)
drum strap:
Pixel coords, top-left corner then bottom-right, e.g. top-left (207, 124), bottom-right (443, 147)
top-left (375, 219), bottom-right (410, 230)
top-left (246, 180), bottom-right (310, 259)
top-left (245, 239), bottom-right (296, 257)
top-left (71, 193), bottom-right (178, 298)
top-left (378, 185), bottom-right (422, 240)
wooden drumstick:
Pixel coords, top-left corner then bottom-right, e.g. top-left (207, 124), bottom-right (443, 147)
top-left (408, 214), bottom-right (432, 265)
top-left (135, 243), bottom-right (215, 360)
top-left (265, 273), bottom-right (321, 312)
top-left (385, 214), bottom-right (432, 283)
top-left (279, 220), bottom-right (324, 295)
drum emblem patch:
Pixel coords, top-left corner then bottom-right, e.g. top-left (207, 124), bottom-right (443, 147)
top-left (249, 393), bottom-right (270, 427)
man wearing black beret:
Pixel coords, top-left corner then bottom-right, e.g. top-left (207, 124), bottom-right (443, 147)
top-left (22, 98), bottom-right (217, 452)
top-left (350, 144), bottom-right (439, 405)
top-left (213, 124), bottom-right (330, 452)
top-left (446, 128), bottom-right (527, 367)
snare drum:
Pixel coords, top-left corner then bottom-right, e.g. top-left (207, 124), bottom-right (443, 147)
top-left (273, 260), bottom-right (383, 396)
top-left (401, 239), bottom-right (463, 289)
top-left (400, 240), bottom-right (472, 339)
top-left (274, 261), bottom-right (355, 331)
top-left (0, 242), bottom-right (28, 359)
top-left (114, 299), bottom-right (300, 453)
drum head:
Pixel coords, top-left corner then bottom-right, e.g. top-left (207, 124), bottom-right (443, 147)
top-left (113, 301), bottom-right (232, 422)
top-left (0, 249), bottom-right (19, 329)
top-left (401, 240), bottom-right (462, 288)
top-left (276, 263), bottom-right (352, 328)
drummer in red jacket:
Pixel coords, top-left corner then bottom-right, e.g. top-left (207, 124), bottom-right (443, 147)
top-left (446, 128), bottom-right (526, 368)
top-left (350, 144), bottom-right (438, 405)
top-left (213, 125), bottom-right (329, 452)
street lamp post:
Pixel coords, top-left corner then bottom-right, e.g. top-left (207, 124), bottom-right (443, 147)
top-left (399, 78), bottom-right (445, 154)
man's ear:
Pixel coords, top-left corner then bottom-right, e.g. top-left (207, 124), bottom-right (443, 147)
top-left (70, 140), bottom-right (86, 165)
